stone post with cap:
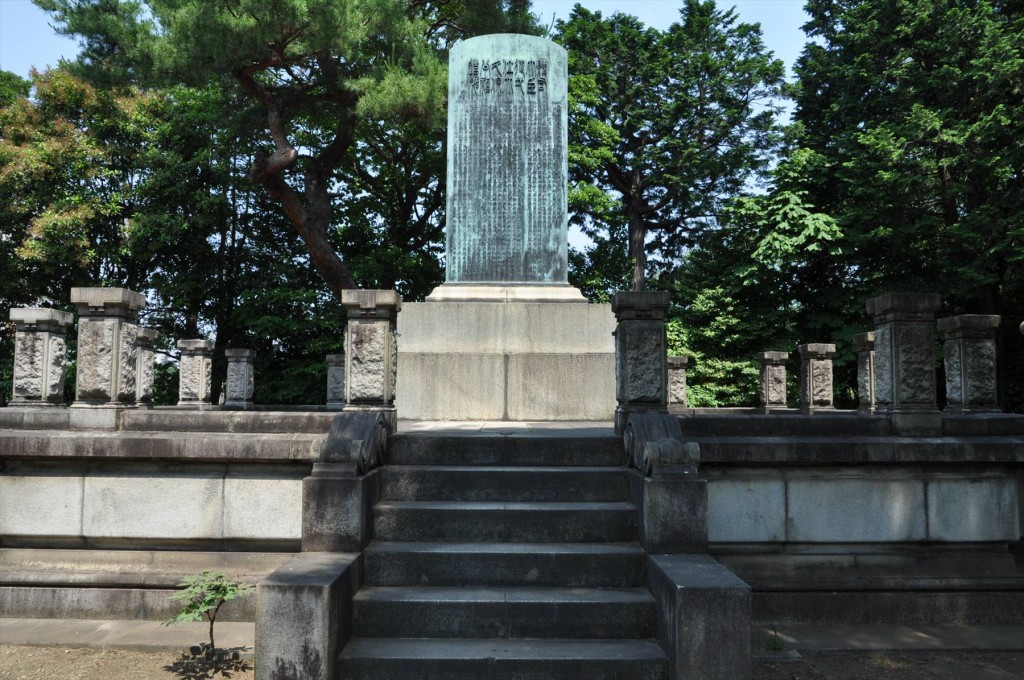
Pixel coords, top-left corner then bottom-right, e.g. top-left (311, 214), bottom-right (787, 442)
top-left (9, 308), bottom-right (74, 407)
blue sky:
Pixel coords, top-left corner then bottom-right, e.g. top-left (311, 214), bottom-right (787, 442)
top-left (1, 0), bottom-right (809, 80)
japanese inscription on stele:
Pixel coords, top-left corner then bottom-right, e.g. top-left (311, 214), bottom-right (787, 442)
top-left (445, 34), bottom-right (569, 285)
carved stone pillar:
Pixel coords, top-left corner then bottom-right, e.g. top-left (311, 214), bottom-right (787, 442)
top-left (135, 328), bottom-right (159, 408)
top-left (853, 331), bottom-right (876, 415)
top-left (798, 343), bottom-right (836, 413)
top-left (224, 349), bottom-right (256, 410)
top-left (326, 352), bottom-right (346, 409)
top-left (866, 294), bottom-right (941, 414)
top-left (9, 308), bottom-right (74, 407)
top-left (71, 287), bottom-right (146, 407)
top-left (341, 290), bottom-right (401, 430)
top-left (667, 356), bottom-right (689, 409)
top-left (938, 314), bottom-right (1001, 413)
top-left (611, 292), bottom-right (670, 435)
top-left (176, 339), bottom-right (214, 408)
top-left (757, 351), bottom-right (789, 412)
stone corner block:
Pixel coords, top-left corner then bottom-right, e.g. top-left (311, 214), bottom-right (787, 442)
top-left (255, 552), bottom-right (359, 680)
top-left (70, 287), bottom-right (146, 316)
top-left (647, 554), bottom-right (751, 680)
top-left (611, 291), bottom-right (671, 320)
top-left (341, 289), bottom-right (402, 316)
top-left (177, 339), bottom-right (214, 352)
top-left (9, 308), bottom-right (74, 329)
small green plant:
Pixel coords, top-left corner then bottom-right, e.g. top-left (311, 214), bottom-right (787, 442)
top-left (165, 571), bottom-right (251, 651)
top-left (766, 625), bottom-right (786, 652)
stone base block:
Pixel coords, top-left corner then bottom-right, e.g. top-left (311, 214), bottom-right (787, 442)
top-left (302, 470), bottom-right (379, 552)
top-left (255, 553), bottom-right (359, 680)
top-left (647, 554), bottom-right (751, 680)
top-left (396, 302), bottom-right (615, 421)
top-left (397, 353), bottom-right (615, 421)
top-left (629, 471), bottom-right (707, 553)
top-left (425, 284), bottom-right (587, 303)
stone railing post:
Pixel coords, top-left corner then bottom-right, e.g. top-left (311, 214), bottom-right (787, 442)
top-left (853, 332), bottom-right (876, 415)
top-left (866, 294), bottom-right (941, 414)
top-left (9, 308), bottom-right (74, 407)
top-left (176, 339), bottom-right (213, 408)
top-left (224, 349), bottom-right (256, 410)
top-left (938, 315), bottom-right (1001, 413)
top-left (326, 352), bottom-right (346, 409)
top-left (611, 292), bottom-right (670, 435)
top-left (757, 352), bottom-right (789, 413)
top-left (135, 328), bottom-right (159, 408)
top-left (70, 287), bottom-right (146, 408)
top-left (341, 290), bottom-right (401, 430)
top-left (798, 343), bottom-right (836, 414)
top-left (667, 355), bottom-right (689, 409)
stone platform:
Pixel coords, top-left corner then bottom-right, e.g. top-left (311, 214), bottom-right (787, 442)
top-left (396, 301), bottom-right (616, 421)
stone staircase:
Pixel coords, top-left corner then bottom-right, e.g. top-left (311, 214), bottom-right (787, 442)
top-left (336, 433), bottom-right (670, 680)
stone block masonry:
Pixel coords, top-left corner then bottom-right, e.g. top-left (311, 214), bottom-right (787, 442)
top-left (9, 308), bottom-right (74, 407)
top-left (70, 287), bottom-right (146, 408)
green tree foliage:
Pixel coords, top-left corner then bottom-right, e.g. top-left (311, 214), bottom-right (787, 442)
top-left (557, 2), bottom-right (786, 290)
top-left (794, 0), bottom-right (1024, 409)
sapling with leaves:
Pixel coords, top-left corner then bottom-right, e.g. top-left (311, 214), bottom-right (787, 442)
top-left (165, 571), bottom-right (251, 651)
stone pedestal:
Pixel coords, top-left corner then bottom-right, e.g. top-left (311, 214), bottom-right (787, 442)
top-left (342, 290), bottom-right (400, 429)
top-left (612, 292), bottom-right (670, 434)
top-left (9, 308), bottom-right (74, 407)
top-left (667, 356), bottom-right (689, 409)
top-left (70, 287), bottom-right (146, 408)
top-left (798, 343), bottom-right (836, 413)
top-left (938, 315), bottom-right (1001, 413)
top-left (326, 353), bottom-right (346, 408)
top-left (397, 302), bottom-right (615, 421)
top-left (866, 294), bottom-right (941, 414)
top-left (176, 339), bottom-right (213, 408)
top-left (135, 328), bottom-right (159, 408)
top-left (853, 332), bottom-right (876, 415)
top-left (224, 349), bottom-right (256, 410)
top-left (757, 352), bottom-right (789, 412)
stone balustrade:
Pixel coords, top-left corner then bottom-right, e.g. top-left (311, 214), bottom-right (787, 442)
top-left (866, 293), bottom-right (942, 414)
top-left (798, 343), bottom-right (836, 413)
top-left (224, 349), bottom-right (256, 410)
top-left (71, 287), bottom-right (146, 408)
top-left (853, 331), bottom-right (875, 415)
top-left (611, 291), bottom-right (670, 434)
top-left (938, 314), bottom-right (1001, 413)
top-left (177, 339), bottom-right (214, 408)
top-left (341, 290), bottom-right (401, 429)
top-left (9, 308), bottom-right (74, 407)
top-left (667, 355), bottom-right (689, 409)
top-left (757, 351), bottom-right (789, 412)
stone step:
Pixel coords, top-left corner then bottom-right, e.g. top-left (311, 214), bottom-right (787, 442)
top-left (379, 466), bottom-right (629, 502)
top-left (337, 638), bottom-right (669, 680)
top-left (387, 434), bottom-right (624, 467)
top-left (362, 542), bottom-right (646, 588)
top-left (372, 501), bottom-right (637, 543)
top-left (352, 586), bottom-right (656, 639)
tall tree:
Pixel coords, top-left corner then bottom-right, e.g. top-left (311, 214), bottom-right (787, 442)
top-left (794, 0), bottom-right (1024, 408)
top-left (557, 2), bottom-right (785, 290)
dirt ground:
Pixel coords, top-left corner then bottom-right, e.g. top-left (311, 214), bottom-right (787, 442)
top-left (1, 646), bottom-right (1021, 680)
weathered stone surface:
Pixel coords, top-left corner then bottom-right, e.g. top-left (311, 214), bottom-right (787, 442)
top-left (135, 328), bottom-right (158, 406)
top-left (867, 293), bottom-right (941, 413)
top-left (224, 349), bottom-right (256, 407)
top-left (444, 34), bottom-right (569, 286)
top-left (10, 307), bottom-right (74, 405)
top-left (75, 319), bottom-right (115, 402)
top-left (853, 331), bottom-right (875, 414)
top-left (0, 475), bottom-right (83, 537)
top-left (341, 290), bottom-right (400, 410)
top-left (798, 343), bottom-right (835, 412)
top-left (667, 356), bottom-right (688, 407)
top-left (757, 352), bottom-right (788, 409)
top-left (71, 287), bottom-right (146, 407)
top-left (82, 472), bottom-right (224, 539)
top-left (787, 477), bottom-right (926, 542)
top-left (224, 474), bottom-right (302, 540)
top-left (45, 335), bottom-right (66, 401)
top-left (707, 478), bottom-right (786, 543)
top-left (12, 333), bottom-right (44, 401)
top-left (938, 315), bottom-right (1000, 412)
top-left (177, 339), bottom-right (213, 406)
top-left (612, 292), bottom-right (670, 432)
top-left (326, 354), bottom-right (346, 405)
top-left (927, 476), bottom-right (1018, 542)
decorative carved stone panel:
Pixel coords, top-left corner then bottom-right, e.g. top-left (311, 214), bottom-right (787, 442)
top-left (76, 319), bottom-right (115, 402)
